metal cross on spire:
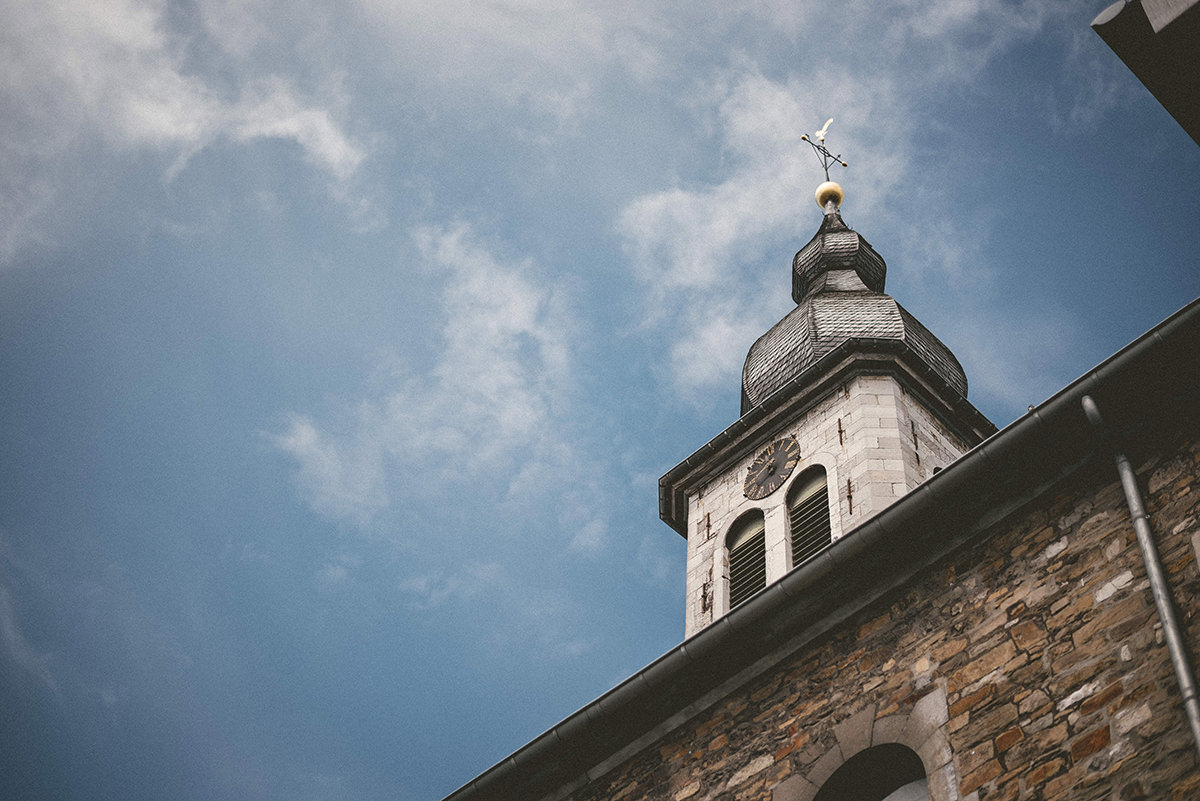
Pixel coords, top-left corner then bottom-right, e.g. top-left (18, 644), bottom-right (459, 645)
top-left (800, 118), bottom-right (848, 181)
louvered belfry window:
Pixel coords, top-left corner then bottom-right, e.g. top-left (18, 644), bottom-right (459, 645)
top-left (727, 512), bottom-right (767, 609)
top-left (789, 467), bottom-right (832, 569)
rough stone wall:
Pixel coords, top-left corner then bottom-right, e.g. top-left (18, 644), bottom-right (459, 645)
top-left (571, 428), bottom-right (1200, 801)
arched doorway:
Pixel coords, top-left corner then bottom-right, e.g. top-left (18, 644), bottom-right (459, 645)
top-left (812, 743), bottom-right (928, 801)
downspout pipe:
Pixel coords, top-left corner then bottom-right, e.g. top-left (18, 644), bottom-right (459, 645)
top-left (1082, 394), bottom-right (1200, 761)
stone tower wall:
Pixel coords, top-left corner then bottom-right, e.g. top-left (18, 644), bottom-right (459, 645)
top-left (684, 372), bottom-right (976, 637)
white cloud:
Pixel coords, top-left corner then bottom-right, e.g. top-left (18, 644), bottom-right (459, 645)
top-left (398, 562), bottom-right (505, 610)
top-left (0, 534), bottom-right (57, 692)
top-left (569, 519), bottom-right (607, 553)
top-left (353, 0), bottom-right (619, 121)
top-left (273, 412), bottom-right (388, 526)
top-left (316, 553), bottom-right (364, 593)
top-left (405, 222), bottom-right (572, 465)
top-left (1053, 27), bottom-right (1143, 134)
top-left (880, 0), bottom-right (1059, 69)
top-left (616, 67), bottom-right (908, 400)
top-left (229, 77), bottom-right (363, 181)
top-left (0, 0), bottom-right (364, 264)
top-left (0, 582), bottom-right (58, 692)
top-left (398, 562), bottom-right (595, 659)
top-left (273, 222), bottom-right (580, 526)
top-left (1, 0), bottom-right (362, 167)
top-left (612, 0), bottom-right (1077, 403)
top-left (271, 222), bottom-right (630, 669)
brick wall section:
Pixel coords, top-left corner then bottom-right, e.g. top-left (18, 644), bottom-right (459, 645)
top-left (567, 428), bottom-right (1200, 801)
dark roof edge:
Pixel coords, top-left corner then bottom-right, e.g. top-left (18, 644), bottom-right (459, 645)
top-left (443, 297), bottom-right (1200, 801)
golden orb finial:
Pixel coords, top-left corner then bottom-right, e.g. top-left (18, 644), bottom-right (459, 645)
top-left (815, 181), bottom-right (844, 209)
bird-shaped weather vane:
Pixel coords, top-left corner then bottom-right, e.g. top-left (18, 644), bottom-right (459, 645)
top-left (800, 118), bottom-right (849, 210)
top-left (799, 118), bottom-right (848, 182)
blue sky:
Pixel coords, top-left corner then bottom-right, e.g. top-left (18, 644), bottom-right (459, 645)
top-left (1, 1), bottom-right (1198, 799)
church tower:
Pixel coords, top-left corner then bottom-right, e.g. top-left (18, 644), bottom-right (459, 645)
top-left (660, 154), bottom-right (996, 637)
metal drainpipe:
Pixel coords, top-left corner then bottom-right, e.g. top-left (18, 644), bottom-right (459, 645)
top-left (1081, 395), bottom-right (1200, 761)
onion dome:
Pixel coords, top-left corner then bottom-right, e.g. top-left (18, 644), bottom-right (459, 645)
top-left (741, 198), bottom-right (968, 414)
top-left (791, 203), bottom-right (886, 301)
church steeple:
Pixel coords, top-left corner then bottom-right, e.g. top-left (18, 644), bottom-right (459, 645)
top-left (661, 129), bottom-right (995, 636)
top-left (742, 181), bottom-right (970, 417)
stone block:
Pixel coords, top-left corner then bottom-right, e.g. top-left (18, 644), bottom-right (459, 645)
top-left (871, 714), bottom-right (907, 747)
top-left (1114, 703), bottom-right (1152, 736)
top-left (995, 725), bottom-right (1024, 753)
top-left (1008, 619), bottom-right (1047, 652)
top-left (952, 640), bottom-right (1017, 689)
top-left (1079, 681), bottom-right (1123, 715)
top-left (805, 743), bottom-right (844, 788)
top-left (927, 763), bottom-right (958, 801)
top-left (771, 774), bottom-right (816, 801)
top-left (1069, 725), bottom-right (1111, 761)
top-left (959, 754), bottom-right (1002, 796)
top-left (949, 685), bottom-right (993, 719)
top-left (916, 731), bottom-right (953, 771)
top-left (832, 703), bottom-right (875, 759)
top-left (962, 704), bottom-right (1017, 743)
top-left (904, 685), bottom-right (948, 745)
top-left (957, 740), bottom-right (994, 778)
top-left (1025, 756), bottom-right (1065, 786)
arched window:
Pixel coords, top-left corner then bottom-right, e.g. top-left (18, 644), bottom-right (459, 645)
top-left (726, 511), bottom-right (766, 609)
top-left (788, 466), bottom-right (832, 570)
top-left (813, 743), bottom-right (928, 801)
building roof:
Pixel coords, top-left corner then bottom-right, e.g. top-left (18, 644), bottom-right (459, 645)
top-left (791, 206), bottom-right (886, 300)
top-left (1093, 0), bottom-right (1200, 146)
top-left (741, 292), bottom-right (969, 413)
top-left (741, 208), bottom-right (968, 413)
top-left (443, 296), bottom-right (1200, 801)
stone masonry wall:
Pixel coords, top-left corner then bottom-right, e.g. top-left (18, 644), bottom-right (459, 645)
top-left (569, 426), bottom-right (1200, 801)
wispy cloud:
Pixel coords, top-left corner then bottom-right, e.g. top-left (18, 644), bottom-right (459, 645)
top-left (272, 412), bottom-right (388, 527)
top-left (2, 0), bottom-right (363, 171)
top-left (613, 0), bottom-right (1075, 405)
top-left (352, 0), bottom-right (635, 123)
top-left (0, 582), bottom-right (58, 693)
top-left (274, 222), bottom-right (575, 523)
top-left (616, 66), bottom-right (907, 402)
top-left (0, 0), bottom-right (364, 264)
top-left (397, 560), bottom-right (597, 660)
top-left (0, 533), bottom-right (57, 692)
top-left (315, 553), bottom-right (364, 594)
top-left (271, 221), bottom-right (622, 662)
top-left (398, 563), bottom-right (505, 610)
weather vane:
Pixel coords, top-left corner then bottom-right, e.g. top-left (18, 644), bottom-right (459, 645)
top-left (800, 118), bottom-right (848, 182)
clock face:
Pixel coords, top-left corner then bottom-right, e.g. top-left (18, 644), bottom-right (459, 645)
top-left (744, 436), bottom-right (801, 500)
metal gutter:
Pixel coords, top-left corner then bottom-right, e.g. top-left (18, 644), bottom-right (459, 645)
top-left (1082, 394), bottom-right (1200, 762)
top-left (443, 298), bottom-right (1200, 801)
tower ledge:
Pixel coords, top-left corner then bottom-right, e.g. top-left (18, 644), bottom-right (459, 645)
top-left (660, 337), bottom-right (997, 537)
